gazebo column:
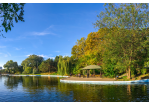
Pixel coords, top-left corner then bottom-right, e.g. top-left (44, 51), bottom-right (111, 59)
top-left (83, 70), bottom-right (86, 78)
top-left (94, 70), bottom-right (95, 77)
top-left (87, 70), bottom-right (89, 78)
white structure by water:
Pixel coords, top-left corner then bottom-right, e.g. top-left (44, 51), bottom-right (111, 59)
top-left (60, 79), bottom-right (149, 84)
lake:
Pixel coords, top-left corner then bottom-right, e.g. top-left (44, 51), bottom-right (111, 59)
top-left (0, 75), bottom-right (149, 102)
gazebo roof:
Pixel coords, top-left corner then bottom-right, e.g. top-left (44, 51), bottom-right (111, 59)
top-left (81, 65), bottom-right (101, 70)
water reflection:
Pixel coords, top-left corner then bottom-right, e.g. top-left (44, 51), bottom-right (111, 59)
top-left (4, 76), bottom-right (22, 89)
top-left (1, 76), bottom-right (149, 102)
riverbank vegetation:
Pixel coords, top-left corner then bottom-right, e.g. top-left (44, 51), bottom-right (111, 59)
top-left (1, 3), bottom-right (149, 80)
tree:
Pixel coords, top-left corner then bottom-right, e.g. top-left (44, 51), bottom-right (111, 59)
top-left (94, 3), bottom-right (149, 79)
top-left (21, 55), bottom-right (44, 73)
top-left (71, 37), bottom-right (86, 60)
top-left (54, 56), bottom-right (60, 62)
top-left (3, 60), bottom-right (18, 73)
top-left (0, 3), bottom-right (25, 37)
top-left (39, 58), bottom-right (58, 73)
top-left (71, 28), bottom-right (108, 74)
top-left (39, 60), bottom-right (50, 73)
top-left (57, 56), bottom-right (72, 76)
top-left (22, 67), bottom-right (32, 74)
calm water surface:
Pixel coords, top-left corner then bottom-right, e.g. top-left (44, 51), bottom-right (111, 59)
top-left (0, 76), bottom-right (149, 102)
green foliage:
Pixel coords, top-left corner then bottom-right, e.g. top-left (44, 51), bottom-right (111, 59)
top-left (0, 3), bottom-right (25, 37)
top-left (39, 61), bottom-right (50, 73)
top-left (50, 72), bottom-right (58, 75)
top-left (94, 3), bottom-right (149, 79)
top-left (130, 67), bottom-right (137, 76)
top-left (0, 69), bottom-right (7, 73)
top-left (94, 3), bottom-right (149, 29)
top-left (71, 37), bottom-right (86, 60)
top-left (3, 60), bottom-right (20, 74)
top-left (122, 76), bottom-right (128, 80)
top-left (70, 3), bottom-right (149, 79)
top-left (23, 67), bottom-right (32, 74)
top-left (21, 54), bottom-right (44, 73)
top-left (57, 56), bottom-right (72, 76)
top-left (102, 60), bottom-right (119, 77)
top-left (39, 58), bottom-right (58, 73)
top-left (33, 68), bottom-right (38, 74)
top-left (141, 68), bottom-right (147, 75)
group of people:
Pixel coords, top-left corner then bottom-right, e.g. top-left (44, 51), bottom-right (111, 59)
top-left (70, 73), bottom-right (81, 77)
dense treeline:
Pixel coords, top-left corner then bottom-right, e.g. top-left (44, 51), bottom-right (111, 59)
top-left (1, 3), bottom-right (149, 79)
top-left (1, 55), bottom-right (60, 74)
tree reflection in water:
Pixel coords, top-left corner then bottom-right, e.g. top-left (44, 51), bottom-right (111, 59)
top-left (2, 76), bottom-right (149, 102)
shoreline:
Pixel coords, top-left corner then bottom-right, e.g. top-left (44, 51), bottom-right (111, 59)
top-left (2, 74), bottom-right (149, 84)
top-left (1, 74), bottom-right (69, 77)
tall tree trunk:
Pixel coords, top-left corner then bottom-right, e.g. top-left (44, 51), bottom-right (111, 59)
top-left (127, 66), bottom-right (131, 79)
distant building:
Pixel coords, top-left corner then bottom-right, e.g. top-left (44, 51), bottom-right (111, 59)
top-left (0, 67), bottom-right (2, 70)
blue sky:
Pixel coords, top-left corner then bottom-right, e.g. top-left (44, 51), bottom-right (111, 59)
top-left (0, 3), bottom-right (104, 68)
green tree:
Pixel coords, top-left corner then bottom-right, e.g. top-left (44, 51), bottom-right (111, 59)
top-left (0, 3), bottom-right (25, 37)
top-left (71, 28), bottom-right (108, 74)
top-left (3, 60), bottom-right (18, 73)
top-left (57, 56), bottom-right (72, 76)
top-left (39, 58), bottom-right (57, 73)
top-left (94, 3), bottom-right (149, 79)
top-left (71, 37), bottom-right (86, 60)
top-left (39, 60), bottom-right (50, 73)
top-left (21, 55), bottom-right (44, 73)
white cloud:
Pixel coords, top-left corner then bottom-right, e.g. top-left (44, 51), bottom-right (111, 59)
top-left (63, 55), bottom-right (70, 57)
top-left (0, 52), bottom-right (11, 57)
top-left (32, 32), bottom-right (51, 36)
top-left (55, 51), bottom-right (60, 53)
top-left (46, 25), bottom-right (54, 30)
top-left (15, 47), bottom-right (22, 50)
top-left (30, 26), bottom-right (56, 36)
top-left (49, 57), bottom-right (55, 59)
top-left (0, 46), bottom-right (6, 48)
top-left (38, 54), bottom-right (48, 58)
top-left (26, 54), bottom-right (53, 59)
top-left (62, 53), bottom-right (71, 57)
top-left (7, 52), bottom-right (11, 56)
top-left (26, 54), bottom-right (31, 57)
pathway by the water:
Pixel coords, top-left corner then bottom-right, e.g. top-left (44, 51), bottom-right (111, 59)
top-left (61, 77), bottom-right (116, 81)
